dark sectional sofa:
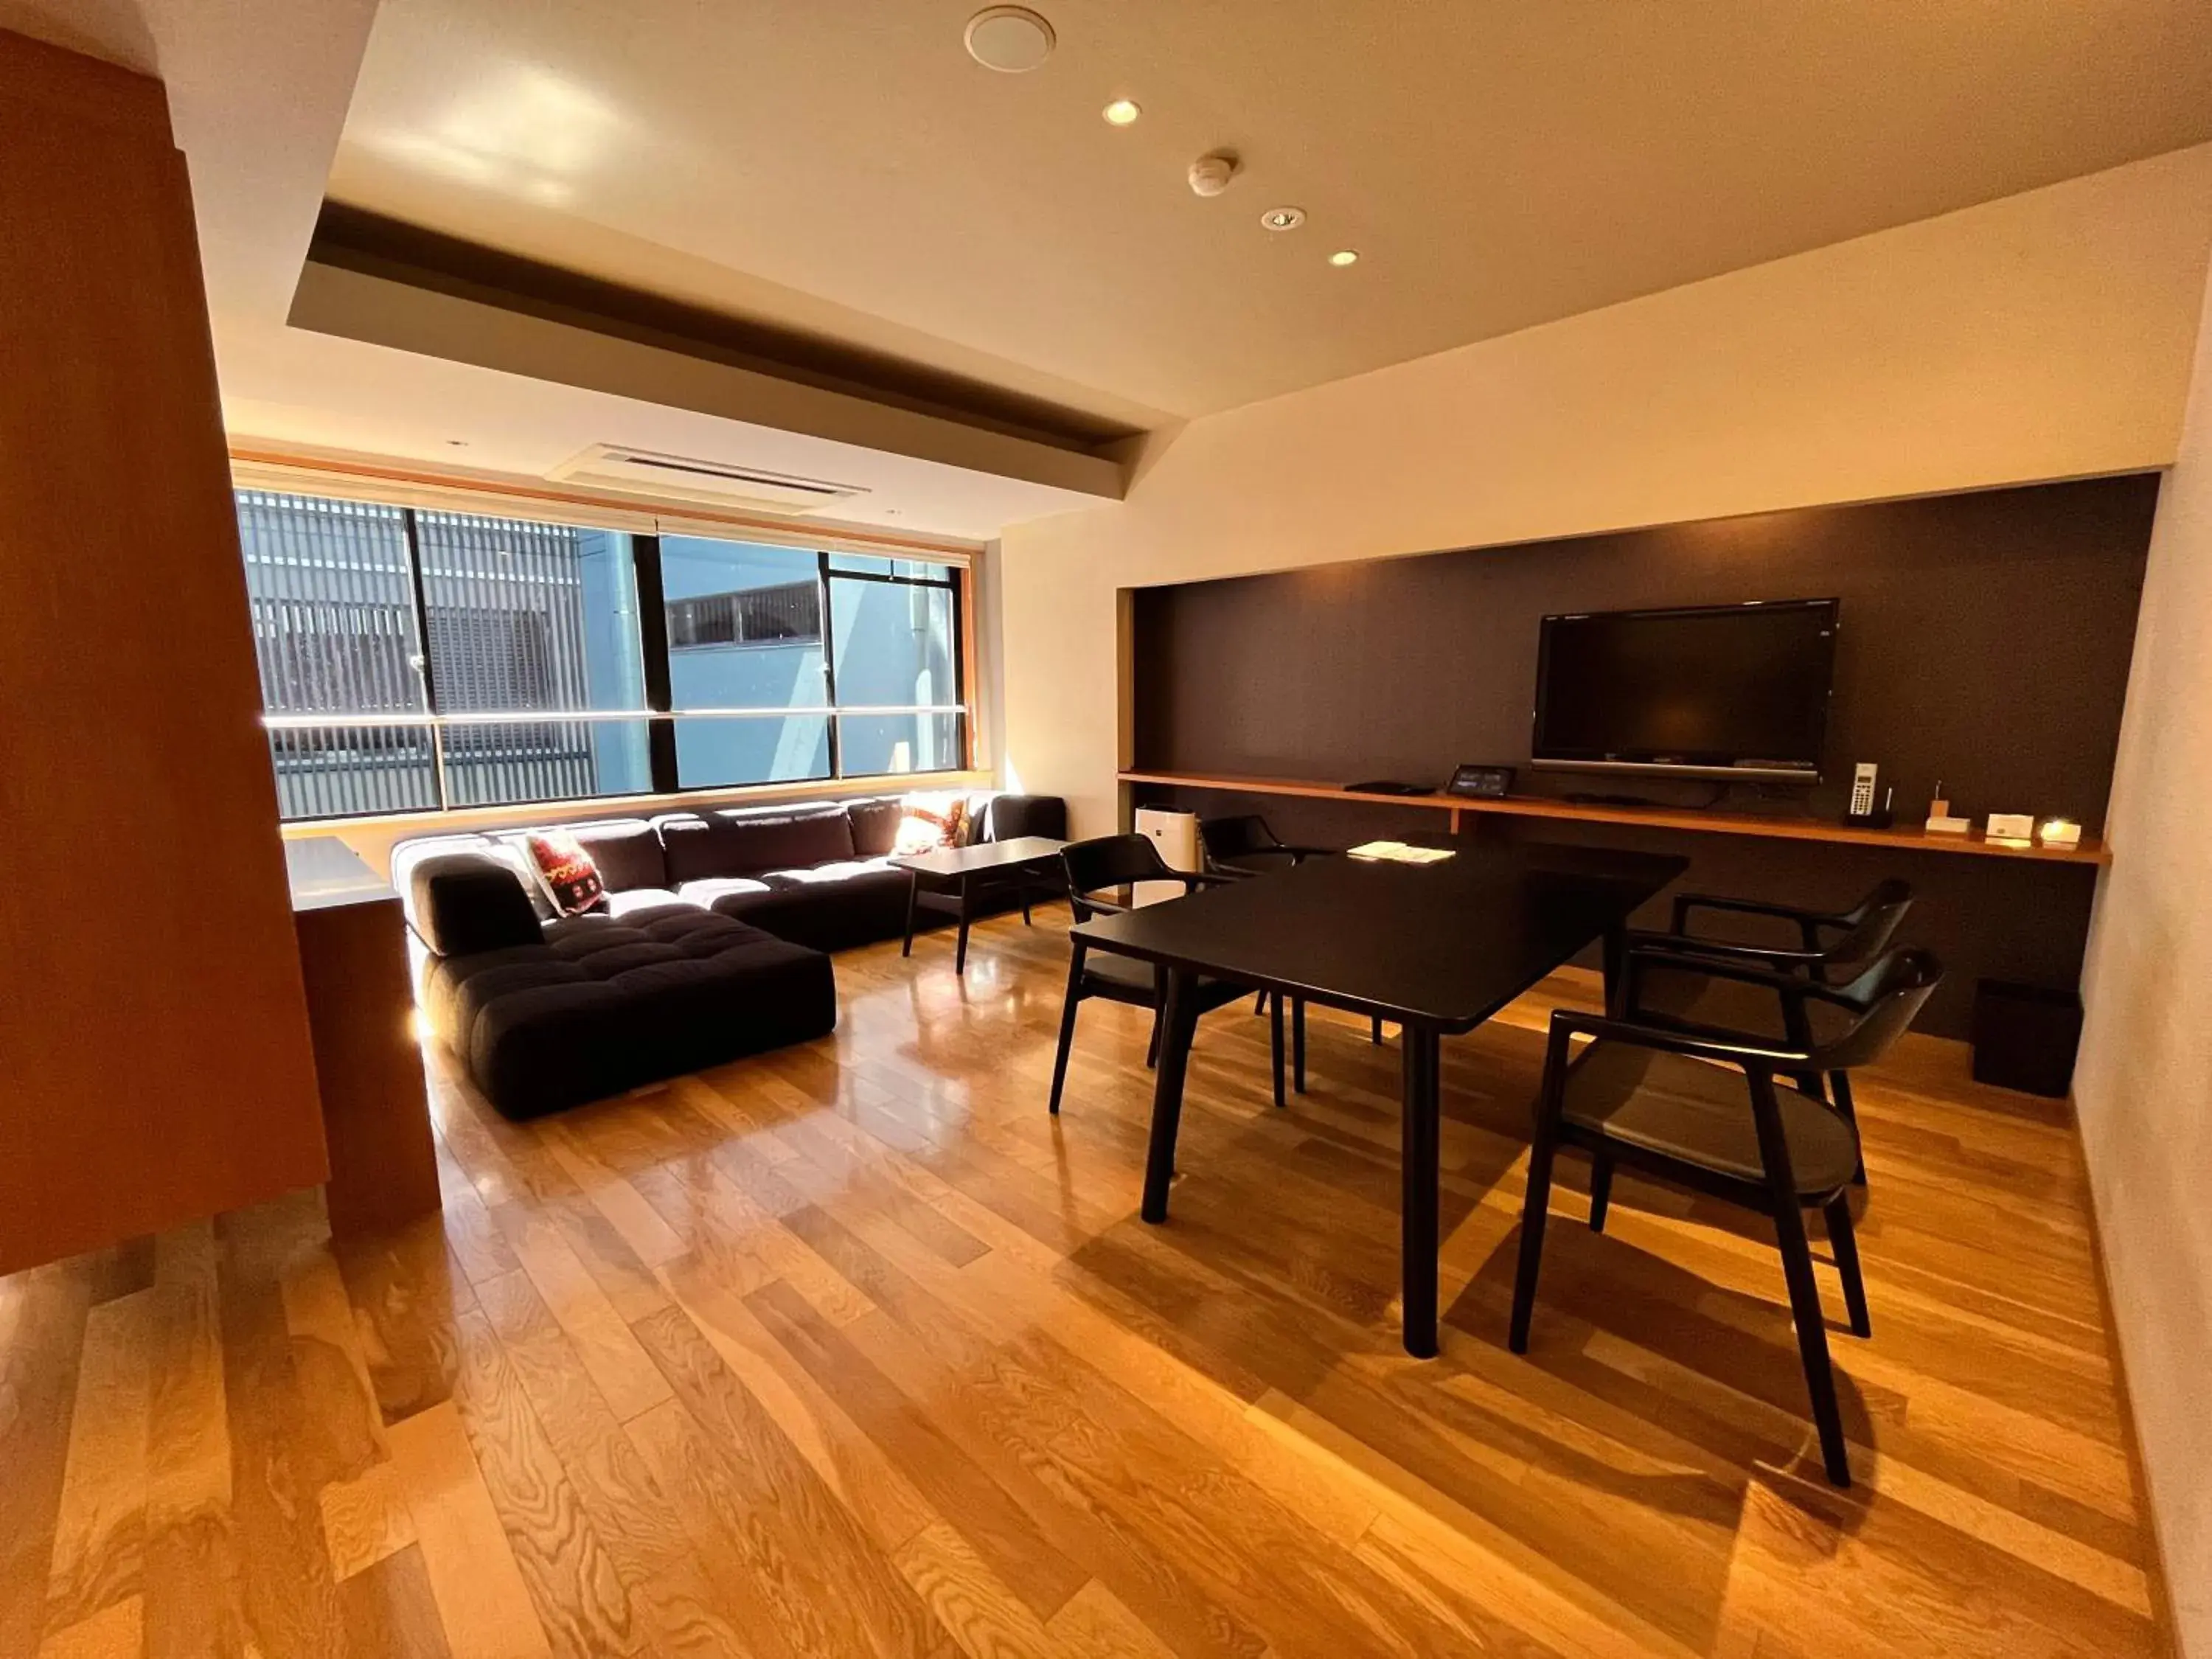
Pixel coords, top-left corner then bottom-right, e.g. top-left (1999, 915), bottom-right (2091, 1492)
top-left (397, 791), bottom-right (1065, 1119)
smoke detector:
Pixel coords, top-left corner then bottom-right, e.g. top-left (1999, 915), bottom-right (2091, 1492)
top-left (964, 7), bottom-right (1055, 72)
top-left (1187, 150), bottom-right (1241, 198)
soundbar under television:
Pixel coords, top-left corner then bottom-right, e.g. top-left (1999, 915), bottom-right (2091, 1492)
top-left (1531, 598), bottom-right (1840, 782)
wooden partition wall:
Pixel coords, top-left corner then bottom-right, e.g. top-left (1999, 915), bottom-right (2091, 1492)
top-left (0, 32), bottom-right (327, 1274)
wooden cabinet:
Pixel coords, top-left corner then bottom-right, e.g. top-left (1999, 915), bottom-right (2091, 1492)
top-left (0, 30), bottom-right (327, 1273)
top-left (288, 841), bottom-right (440, 1239)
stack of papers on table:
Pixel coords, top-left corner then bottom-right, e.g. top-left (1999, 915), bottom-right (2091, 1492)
top-left (1346, 841), bottom-right (1456, 865)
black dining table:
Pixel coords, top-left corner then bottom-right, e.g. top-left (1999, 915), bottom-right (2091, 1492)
top-left (1068, 838), bottom-right (1688, 1357)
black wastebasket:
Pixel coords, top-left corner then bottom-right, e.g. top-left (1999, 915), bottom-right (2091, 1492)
top-left (1970, 979), bottom-right (2084, 1098)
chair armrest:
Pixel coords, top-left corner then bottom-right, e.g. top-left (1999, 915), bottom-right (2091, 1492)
top-left (1211, 847), bottom-right (1324, 872)
top-left (1073, 895), bottom-right (1133, 918)
top-left (1548, 1007), bottom-right (1815, 1068)
top-left (1179, 871), bottom-right (1237, 888)
top-left (1670, 891), bottom-right (1834, 933)
top-left (1624, 927), bottom-right (1826, 970)
top-left (1624, 944), bottom-right (1862, 1011)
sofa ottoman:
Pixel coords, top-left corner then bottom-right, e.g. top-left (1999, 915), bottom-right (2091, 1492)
top-left (414, 879), bottom-right (836, 1119)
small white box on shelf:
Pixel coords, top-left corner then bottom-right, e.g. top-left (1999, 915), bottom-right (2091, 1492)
top-left (1924, 784), bottom-right (1969, 835)
top-left (2038, 819), bottom-right (2083, 849)
top-left (1986, 813), bottom-right (2036, 845)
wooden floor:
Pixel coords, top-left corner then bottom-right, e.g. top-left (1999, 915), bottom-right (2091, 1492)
top-left (0, 903), bottom-right (2168, 1658)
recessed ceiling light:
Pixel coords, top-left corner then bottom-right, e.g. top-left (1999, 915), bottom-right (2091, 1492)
top-left (964, 6), bottom-right (1055, 73)
top-left (1260, 206), bottom-right (1307, 232)
top-left (1328, 248), bottom-right (1360, 267)
top-left (1102, 98), bottom-right (1141, 126)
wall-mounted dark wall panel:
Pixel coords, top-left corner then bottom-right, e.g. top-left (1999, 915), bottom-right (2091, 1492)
top-left (1134, 476), bottom-right (2154, 824)
top-left (1129, 476), bottom-right (2159, 1039)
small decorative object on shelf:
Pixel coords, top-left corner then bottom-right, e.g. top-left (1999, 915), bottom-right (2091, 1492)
top-left (1986, 813), bottom-right (2036, 847)
top-left (2038, 818), bottom-right (2083, 849)
top-left (1925, 779), bottom-right (1971, 835)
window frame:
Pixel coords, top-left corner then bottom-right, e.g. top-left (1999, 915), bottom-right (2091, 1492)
top-left (244, 490), bottom-right (973, 823)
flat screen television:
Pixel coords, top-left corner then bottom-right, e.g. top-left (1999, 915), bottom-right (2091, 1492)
top-left (1531, 599), bottom-right (1840, 782)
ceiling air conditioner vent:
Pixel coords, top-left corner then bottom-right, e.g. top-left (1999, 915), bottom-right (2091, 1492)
top-left (548, 444), bottom-right (869, 515)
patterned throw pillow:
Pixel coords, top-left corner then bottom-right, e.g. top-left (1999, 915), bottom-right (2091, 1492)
top-left (891, 791), bottom-right (969, 856)
top-left (524, 830), bottom-right (606, 916)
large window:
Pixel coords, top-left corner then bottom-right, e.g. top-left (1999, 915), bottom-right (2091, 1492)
top-left (237, 490), bottom-right (967, 820)
top-left (661, 538), bottom-right (830, 790)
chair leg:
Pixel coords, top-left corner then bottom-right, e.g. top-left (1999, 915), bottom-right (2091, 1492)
top-left (1587, 1152), bottom-right (1615, 1234)
top-left (1270, 993), bottom-right (1286, 1108)
top-left (1048, 951), bottom-right (1085, 1116)
top-left (1510, 1025), bottom-right (1572, 1355)
top-left (1292, 998), bottom-right (1307, 1093)
top-left (1775, 1200), bottom-right (1852, 1485)
top-left (1750, 1071), bottom-right (1851, 1486)
top-left (1832, 1070), bottom-right (1867, 1184)
top-left (1254, 988), bottom-right (1268, 1017)
top-left (1509, 1133), bottom-right (1557, 1354)
top-left (1826, 1195), bottom-right (1872, 1338)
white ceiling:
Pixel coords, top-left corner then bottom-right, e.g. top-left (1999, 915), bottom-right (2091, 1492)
top-left (333, 0), bottom-right (2212, 420)
top-left (0, 0), bottom-right (1106, 540)
top-left (8, 0), bottom-right (2212, 539)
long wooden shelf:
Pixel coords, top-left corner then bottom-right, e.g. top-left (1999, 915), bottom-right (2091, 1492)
top-left (1118, 769), bottom-right (2112, 866)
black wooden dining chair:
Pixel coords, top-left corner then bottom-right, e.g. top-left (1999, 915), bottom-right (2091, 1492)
top-left (1198, 815), bottom-right (1384, 1051)
top-left (1048, 835), bottom-right (1286, 1114)
top-left (1509, 945), bottom-right (1943, 1487)
top-left (1622, 879), bottom-right (1914, 1181)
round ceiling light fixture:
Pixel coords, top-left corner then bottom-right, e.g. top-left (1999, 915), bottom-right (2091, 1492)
top-left (964, 6), bottom-right (1056, 73)
top-left (1102, 97), bottom-right (1141, 126)
top-left (1259, 205), bottom-right (1307, 232)
top-left (1328, 248), bottom-right (1360, 267)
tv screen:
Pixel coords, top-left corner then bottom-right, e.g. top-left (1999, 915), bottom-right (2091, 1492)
top-left (1532, 599), bottom-right (1840, 781)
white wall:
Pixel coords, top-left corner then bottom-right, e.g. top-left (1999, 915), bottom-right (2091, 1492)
top-left (999, 145), bottom-right (2212, 836)
top-left (2076, 254), bottom-right (2212, 1656)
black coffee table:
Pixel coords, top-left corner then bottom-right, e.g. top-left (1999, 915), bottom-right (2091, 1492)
top-left (893, 835), bottom-right (1068, 974)
top-left (1068, 838), bottom-right (1687, 1356)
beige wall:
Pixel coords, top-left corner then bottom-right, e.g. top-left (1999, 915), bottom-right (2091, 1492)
top-left (999, 145), bottom-right (2212, 836)
top-left (2076, 254), bottom-right (2212, 1656)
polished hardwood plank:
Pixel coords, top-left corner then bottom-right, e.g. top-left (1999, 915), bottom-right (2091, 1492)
top-left (0, 902), bottom-right (2171, 1657)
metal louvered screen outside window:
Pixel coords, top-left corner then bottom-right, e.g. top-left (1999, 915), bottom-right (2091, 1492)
top-left (239, 493), bottom-right (439, 818)
top-left (235, 488), bottom-right (967, 821)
